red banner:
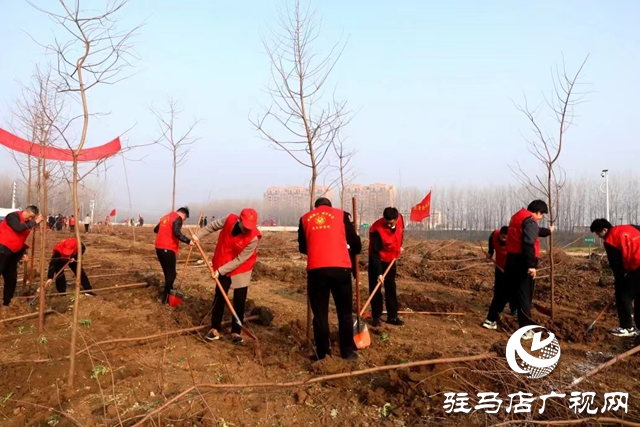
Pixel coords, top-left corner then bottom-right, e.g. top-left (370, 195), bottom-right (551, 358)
top-left (410, 191), bottom-right (432, 222)
top-left (0, 128), bottom-right (121, 162)
top-left (109, 209), bottom-right (117, 217)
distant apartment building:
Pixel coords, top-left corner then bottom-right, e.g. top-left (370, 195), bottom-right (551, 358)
top-left (344, 184), bottom-right (396, 225)
top-left (262, 186), bottom-right (333, 226)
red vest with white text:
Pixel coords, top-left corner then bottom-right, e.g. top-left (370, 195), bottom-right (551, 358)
top-left (301, 206), bottom-right (351, 271)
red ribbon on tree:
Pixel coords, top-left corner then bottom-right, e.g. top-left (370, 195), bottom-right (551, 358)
top-left (410, 191), bottom-right (432, 222)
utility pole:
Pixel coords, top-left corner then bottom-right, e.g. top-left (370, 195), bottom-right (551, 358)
top-left (600, 169), bottom-right (610, 221)
top-left (90, 199), bottom-right (95, 224)
top-left (11, 181), bottom-right (17, 209)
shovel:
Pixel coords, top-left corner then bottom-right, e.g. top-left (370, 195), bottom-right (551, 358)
top-left (351, 197), bottom-right (370, 349)
top-left (359, 259), bottom-right (397, 319)
top-left (585, 300), bottom-right (614, 335)
top-left (189, 229), bottom-right (258, 341)
top-left (28, 258), bottom-right (73, 307)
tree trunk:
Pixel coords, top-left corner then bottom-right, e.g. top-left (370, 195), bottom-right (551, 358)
top-left (37, 158), bottom-right (48, 333)
top-left (548, 170), bottom-right (555, 320)
top-left (172, 149), bottom-right (177, 211)
top-left (307, 169), bottom-right (317, 340)
top-left (69, 158), bottom-right (83, 386)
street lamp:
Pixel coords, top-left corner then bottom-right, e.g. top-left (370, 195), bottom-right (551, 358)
top-left (600, 170), bottom-right (610, 221)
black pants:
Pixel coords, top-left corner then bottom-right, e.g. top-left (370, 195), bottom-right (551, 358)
top-left (487, 268), bottom-right (514, 321)
top-left (48, 251), bottom-right (92, 293)
top-left (308, 267), bottom-right (355, 359)
top-left (70, 225), bottom-right (75, 232)
top-left (0, 249), bottom-right (22, 306)
top-left (210, 275), bottom-right (247, 335)
top-left (156, 249), bottom-right (177, 295)
top-left (616, 269), bottom-right (640, 329)
top-left (506, 256), bottom-right (535, 328)
top-left (368, 261), bottom-right (399, 320)
top-left (84, 224), bottom-right (90, 233)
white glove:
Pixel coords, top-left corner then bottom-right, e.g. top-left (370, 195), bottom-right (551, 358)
top-left (211, 270), bottom-right (219, 280)
top-left (400, 247), bottom-right (404, 253)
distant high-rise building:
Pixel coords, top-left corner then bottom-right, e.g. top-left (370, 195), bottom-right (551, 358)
top-left (262, 186), bottom-right (333, 226)
top-left (344, 183), bottom-right (396, 225)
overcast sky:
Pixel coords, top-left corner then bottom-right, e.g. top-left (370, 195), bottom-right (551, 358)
top-left (1, 0), bottom-right (639, 216)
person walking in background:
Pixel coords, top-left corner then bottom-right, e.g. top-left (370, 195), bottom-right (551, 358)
top-left (154, 207), bottom-right (195, 303)
top-left (46, 237), bottom-right (95, 296)
top-left (591, 219), bottom-right (640, 337)
top-left (84, 214), bottom-right (91, 233)
top-left (47, 215), bottom-right (55, 230)
top-left (55, 214), bottom-right (63, 232)
top-left (69, 215), bottom-right (76, 232)
top-left (196, 209), bottom-right (262, 344)
top-left (0, 205), bottom-right (42, 306)
top-left (481, 226), bottom-right (513, 330)
top-left (203, 216), bottom-right (208, 227)
top-left (298, 198), bottom-right (361, 361)
top-left (505, 200), bottom-right (553, 338)
top-left (368, 207), bottom-right (405, 327)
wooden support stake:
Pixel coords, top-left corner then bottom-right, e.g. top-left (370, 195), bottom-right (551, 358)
top-left (1, 309), bottom-right (54, 323)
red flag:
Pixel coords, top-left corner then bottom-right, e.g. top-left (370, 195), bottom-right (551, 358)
top-left (109, 209), bottom-right (117, 217)
top-left (410, 191), bottom-right (431, 222)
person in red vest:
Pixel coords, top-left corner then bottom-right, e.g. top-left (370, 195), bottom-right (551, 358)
top-left (0, 205), bottom-right (42, 306)
top-left (591, 219), bottom-right (640, 337)
top-left (154, 207), bottom-right (195, 303)
top-left (481, 226), bottom-right (514, 330)
top-left (69, 215), bottom-right (76, 232)
top-left (368, 207), bottom-right (404, 327)
top-left (298, 198), bottom-right (362, 361)
top-left (505, 200), bottom-right (553, 338)
top-left (46, 238), bottom-right (95, 296)
top-left (196, 208), bottom-right (262, 344)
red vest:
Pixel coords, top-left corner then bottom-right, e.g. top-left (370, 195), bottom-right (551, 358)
top-left (155, 212), bottom-right (181, 253)
top-left (212, 215), bottom-right (262, 276)
top-left (301, 206), bottom-right (351, 271)
top-left (605, 225), bottom-right (640, 273)
top-left (53, 238), bottom-right (79, 259)
top-left (369, 214), bottom-right (404, 263)
top-left (69, 217), bottom-right (76, 226)
top-left (491, 230), bottom-right (508, 270)
top-left (0, 211), bottom-right (32, 253)
top-left (506, 208), bottom-right (540, 258)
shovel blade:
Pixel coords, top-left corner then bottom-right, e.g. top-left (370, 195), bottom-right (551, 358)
top-left (241, 325), bottom-right (259, 341)
top-left (353, 318), bottom-right (370, 349)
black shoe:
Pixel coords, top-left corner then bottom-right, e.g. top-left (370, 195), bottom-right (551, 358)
top-left (204, 328), bottom-right (221, 341)
top-left (160, 291), bottom-right (169, 304)
top-left (371, 318), bottom-right (382, 327)
top-left (231, 333), bottom-right (244, 345)
top-left (343, 352), bottom-right (358, 361)
top-left (387, 317), bottom-right (405, 326)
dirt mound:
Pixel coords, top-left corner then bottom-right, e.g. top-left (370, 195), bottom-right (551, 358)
top-left (400, 292), bottom-right (465, 312)
top-left (253, 261), bottom-right (306, 284)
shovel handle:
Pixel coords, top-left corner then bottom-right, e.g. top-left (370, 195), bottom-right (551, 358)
top-left (359, 258), bottom-right (396, 317)
top-left (188, 228), bottom-right (257, 340)
top-left (585, 300), bottom-right (614, 334)
top-left (478, 240), bottom-right (504, 273)
top-left (178, 211), bottom-right (203, 287)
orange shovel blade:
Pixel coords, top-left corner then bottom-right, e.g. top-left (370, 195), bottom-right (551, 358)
top-left (353, 318), bottom-right (370, 349)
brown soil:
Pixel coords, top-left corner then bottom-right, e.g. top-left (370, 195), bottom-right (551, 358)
top-left (0, 228), bottom-right (638, 426)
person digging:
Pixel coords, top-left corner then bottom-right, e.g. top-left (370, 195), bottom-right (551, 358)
top-left (298, 198), bottom-right (362, 361)
top-left (504, 200), bottom-right (553, 339)
top-left (0, 205), bottom-right (42, 306)
top-left (154, 207), bottom-right (196, 304)
top-left (481, 226), bottom-right (517, 330)
top-left (46, 238), bottom-right (96, 296)
top-left (591, 218), bottom-right (640, 337)
top-left (368, 207), bottom-right (405, 327)
top-left (196, 208), bottom-right (261, 344)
